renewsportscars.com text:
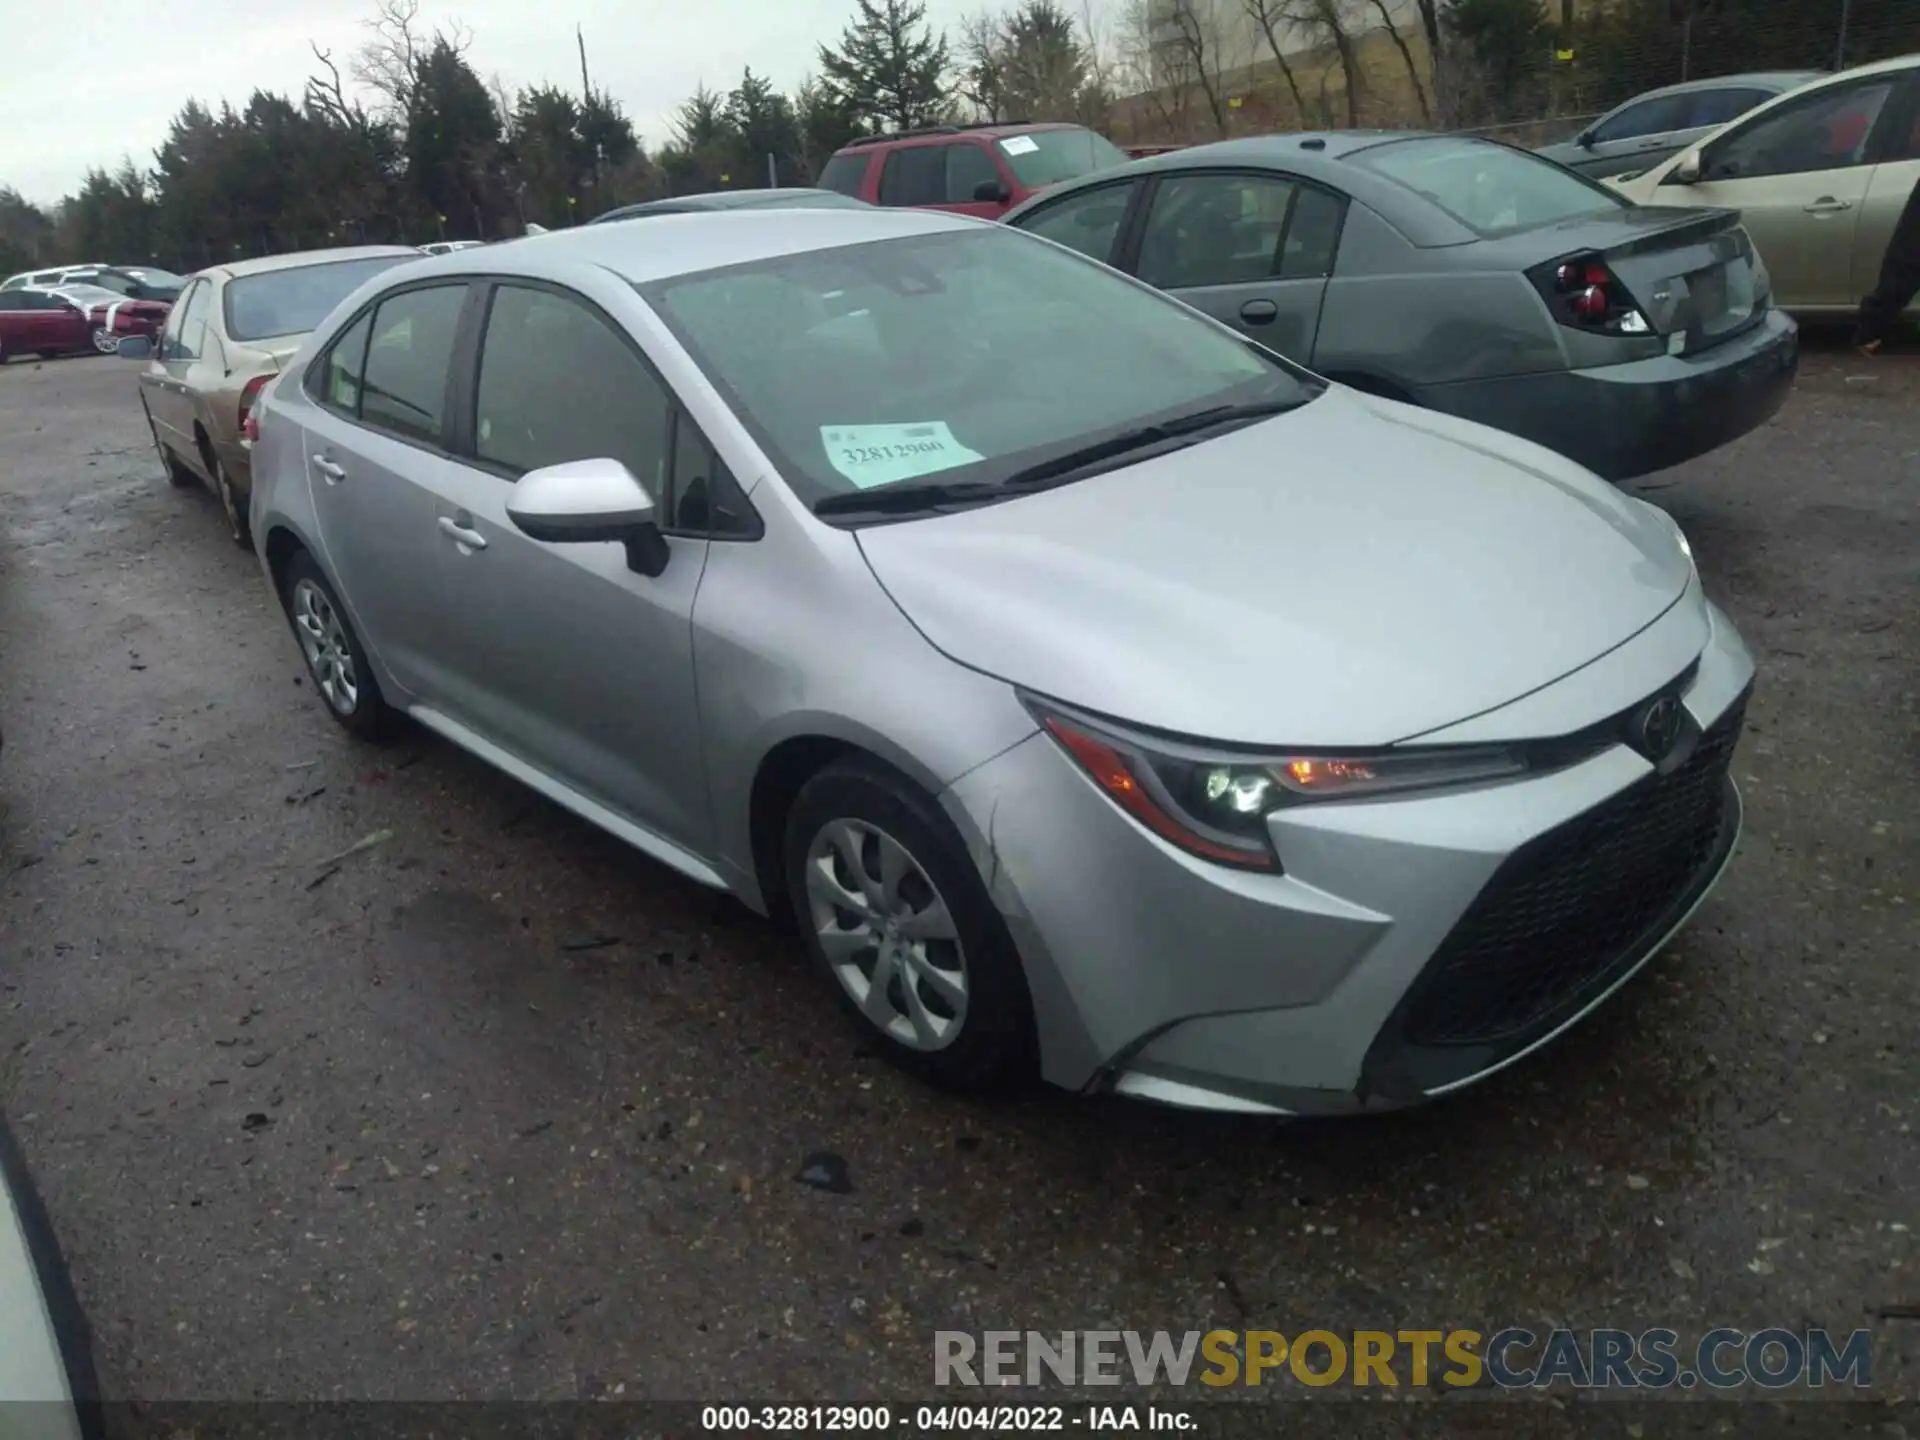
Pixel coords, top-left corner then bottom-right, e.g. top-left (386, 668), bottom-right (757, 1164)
top-left (934, 1327), bottom-right (1874, 1390)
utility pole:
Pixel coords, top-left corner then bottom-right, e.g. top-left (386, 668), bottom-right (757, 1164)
top-left (1835, 0), bottom-right (1852, 69)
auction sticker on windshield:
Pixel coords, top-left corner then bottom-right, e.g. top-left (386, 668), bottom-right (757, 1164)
top-left (1000, 135), bottom-right (1040, 156)
top-left (820, 423), bottom-right (984, 489)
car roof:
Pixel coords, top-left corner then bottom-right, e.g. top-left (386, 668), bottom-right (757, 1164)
top-left (202, 245), bottom-right (421, 281)
top-left (412, 206), bottom-right (978, 285)
top-left (1614, 70), bottom-right (1825, 103)
top-left (597, 188), bottom-right (856, 220)
top-left (837, 121), bottom-right (1088, 152)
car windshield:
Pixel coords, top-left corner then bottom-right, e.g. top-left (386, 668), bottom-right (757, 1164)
top-left (640, 226), bottom-right (1316, 509)
top-left (1350, 136), bottom-right (1626, 236)
top-left (996, 128), bottom-right (1130, 189)
top-left (224, 255), bottom-right (414, 341)
top-left (125, 267), bottom-right (186, 286)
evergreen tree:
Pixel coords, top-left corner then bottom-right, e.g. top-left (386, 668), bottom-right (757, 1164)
top-left (818, 0), bottom-right (952, 133)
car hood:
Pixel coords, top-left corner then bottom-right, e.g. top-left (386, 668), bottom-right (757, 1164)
top-left (855, 388), bottom-right (1695, 747)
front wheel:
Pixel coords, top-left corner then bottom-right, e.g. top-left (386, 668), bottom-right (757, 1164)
top-left (784, 760), bottom-right (1037, 1093)
top-left (281, 551), bottom-right (392, 742)
top-left (89, 326), bottom-right (118, 355)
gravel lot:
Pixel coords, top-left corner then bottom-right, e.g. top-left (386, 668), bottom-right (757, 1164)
top-left (0, 343), bottom-right (1913, 1425)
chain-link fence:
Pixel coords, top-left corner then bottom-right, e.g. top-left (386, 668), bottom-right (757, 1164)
top-left (1108, 0), bottom-right (1919, 148)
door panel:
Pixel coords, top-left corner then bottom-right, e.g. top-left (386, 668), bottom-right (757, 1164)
top-left (1855, 158), bottom-right (1920, 303)
top-left (1680, 169), bottom-right (1871, 308)
top-left (424, 281), bottom-right (715, 849)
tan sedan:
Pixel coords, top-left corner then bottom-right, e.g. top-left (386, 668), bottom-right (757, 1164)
top-left (1610, 55), bottom-right (1920, 317)
top-left (132, 246), bottom-right (419, 545)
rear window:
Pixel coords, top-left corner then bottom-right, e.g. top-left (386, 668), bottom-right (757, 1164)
top-left (1350, 136), bottom-right (1625, 237)
top-left (996, 128), bottom-right (1129, 189)
top-left (223, 255), bottom-right (415, 342)
top-left (817, 152), bottom-right (871, 197)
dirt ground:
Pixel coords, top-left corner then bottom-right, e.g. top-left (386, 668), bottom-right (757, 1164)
top-left (0, 341), bottom-right (1913, 1424)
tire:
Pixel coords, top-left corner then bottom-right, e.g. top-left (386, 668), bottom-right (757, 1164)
top-left (212, 454), bottom-right (252, 549)
top-left (280, 551), bottom-right (392, 742)
top-left (89, 326), bottom-right (118, 355)
top-left (784, 759), bottom-right (1038, 1092)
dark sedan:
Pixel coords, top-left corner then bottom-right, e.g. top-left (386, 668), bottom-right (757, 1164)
top-left (589, 188), bottom-right (869, 224)
top-left (1535, 71), bottom-right (1821, 181)
top-left (1001, 131), bottom-right (1799, 482)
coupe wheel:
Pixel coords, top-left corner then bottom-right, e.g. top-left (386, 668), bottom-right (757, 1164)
top-left (212, 456), bottom-right (252, 549)
top-left (784, 760), bottom-right (1037, 1092)
top-left (89, 326), bottom-right (118, 355)
top-left (281, 552), bottom-right (391, 741)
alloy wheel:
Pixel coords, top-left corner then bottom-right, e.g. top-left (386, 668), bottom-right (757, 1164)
top-left (290, 579), bottom-right (359, 716)
top-left (804, 819), bottom-right (969, 1051)
top-left (90, 327), bottom-right (118, 355)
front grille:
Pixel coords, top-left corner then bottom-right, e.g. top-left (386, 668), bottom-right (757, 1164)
top-left (1401, 699), bottom-right (1745, 1049)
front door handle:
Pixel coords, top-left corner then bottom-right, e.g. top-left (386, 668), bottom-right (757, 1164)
top-left (1803, 197), bottom-right (1853, 214)
top-left (437, 515), bottom-right (488, 552)
top-left (1239, 298), bottom-right (1279, 326)
top-left (312, 455), bottom-right (346, 483)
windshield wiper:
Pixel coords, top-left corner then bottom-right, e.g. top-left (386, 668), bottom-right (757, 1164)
top-left (997, 399), bottom-right (1299, 492)
top-left (813, 478), bottom-right (1005, 518)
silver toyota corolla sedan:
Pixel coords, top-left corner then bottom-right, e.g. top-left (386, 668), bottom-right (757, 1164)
top-left (247, 207), bottom-right (1754, 1117)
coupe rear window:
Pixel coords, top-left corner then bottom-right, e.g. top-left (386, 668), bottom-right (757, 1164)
top-left (640, 226), bottom-right (1315, 507)
top-left (223, 256), bottom-right (414, 342)
top-left (1350, 136), bottom-right (1626, 236)
top-left (996, 128), bottom-right (1130, 189)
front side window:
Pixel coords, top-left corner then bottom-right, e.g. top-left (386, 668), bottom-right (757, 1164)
top-left (359, 285), bottom-right (466, 444)
top-left (1013, 182), bottom-right (1136, 264)
top-left (945, 143), bottom-right (1003, 203)
top-left (224, 255), bottom-right (414, 343)
top-left (996, 128), bottom-right (1129, 189)
top-left (166, 280), bottom-right (208, 359)
top-left (1590, 95), bottom-right (1691, 145)
top-left (472, 284), bottom-right (671, 494)
top-left (1137, 172), bottom-right (1299, 290)
top-left (1701, 80), bottom-right (1897, 181)
top-left (1350, 136), bottom-right (1624, 236)
top-left (641, 226), bottom-right (1316, 509)
top-left (817, 152), bottom-right (871, 197)
top-left (877, 146), bottom-right (948, 207)
top-left (314, 310), bottom-right (373, 414)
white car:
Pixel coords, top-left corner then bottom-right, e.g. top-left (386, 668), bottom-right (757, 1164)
top-left (0, 264), bottom-right (109, 293)
top-left (0, 1119), bottom-right (94, 1436)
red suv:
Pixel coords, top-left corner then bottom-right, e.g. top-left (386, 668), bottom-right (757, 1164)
top-left (816, 122), bottom-right (1131, 220)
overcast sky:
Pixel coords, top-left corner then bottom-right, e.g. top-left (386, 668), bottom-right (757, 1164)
top-left (0, 0), bottom-right (1015, 207)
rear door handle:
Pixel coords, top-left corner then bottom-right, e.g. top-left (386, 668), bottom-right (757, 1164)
top-left (1803, 197), bottom-right (1853, 214)
top-left (437, 515), bottom-right (488, 552)
top-left (312, 455), bottom-right (346, 482)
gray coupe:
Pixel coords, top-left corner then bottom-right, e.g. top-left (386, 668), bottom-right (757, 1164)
top-left (1001, 131), bottom-right (1799, 481)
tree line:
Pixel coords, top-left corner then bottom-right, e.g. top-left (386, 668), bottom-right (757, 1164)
top-left (1, 0), bottom-right (1910, 277)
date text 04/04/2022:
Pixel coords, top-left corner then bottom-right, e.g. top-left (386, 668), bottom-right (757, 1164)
top-left (699, 1404), bottom-right (1198, 1431)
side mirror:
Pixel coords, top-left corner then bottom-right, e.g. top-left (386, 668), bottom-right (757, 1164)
top-left (1576, 128), bottom-right (1596, 149)
top-left (973, 179), bottom-right (1012, 204)
top-left (505, 457), bottom-right (669, 576)
top-left (116, 335), bottom-right (152, 359)
top-left (1670, 149), bottom-right (1703, 185)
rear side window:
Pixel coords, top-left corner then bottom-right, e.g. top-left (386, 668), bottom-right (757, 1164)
top-left (359, 285), bottom-right (465, 444)
top-left (878, 146), bottom-right (947, 207)
top-left (1014, 182), bottom-right (1136, 263)
top-left (472, 283), bottom-right (671, 492)
top-left (816, 151), bottom-right (871, 197)
top-left (1684, 87), bottom-right (1770, 128)
top-left (167, 280), bottom-right (209, 360)
top-left (1350, 136), bottom-right (1623, 236)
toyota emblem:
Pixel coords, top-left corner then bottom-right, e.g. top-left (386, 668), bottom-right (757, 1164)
top-left (1631, 694), bottom-right (1684, 762)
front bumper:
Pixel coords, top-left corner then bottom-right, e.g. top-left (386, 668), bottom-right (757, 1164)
top-left (1416, 308), bottom-right (1799, 482)
top-left (939, 599), bottom-right (1755, 1116)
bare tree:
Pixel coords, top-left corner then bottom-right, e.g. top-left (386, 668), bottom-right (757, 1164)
top-left (352, 0), bottom-right (472, 116)
top-left (1240, 0), bottom-right (1310, 124)
top-left (1164, 0), bottom-right (1231, 136)
top-left (1294, 0), bottom-right (1361, 127)
top-left (1366, 0), bottom-right (1430, 120)
top-left (957, 10), bottom-right (1009, 119)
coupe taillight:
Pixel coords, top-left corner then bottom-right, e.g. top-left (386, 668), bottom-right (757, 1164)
top-left (238, 374), bottom-right (270, 442)
top-left (1535, 253), bottom-right (1653, 336)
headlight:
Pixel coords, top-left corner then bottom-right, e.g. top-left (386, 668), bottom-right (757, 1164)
top-left (1026, 697), bottom-right (1527, 871)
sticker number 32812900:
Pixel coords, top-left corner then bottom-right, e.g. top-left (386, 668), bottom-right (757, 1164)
top-left (819, 422), bottom-right (986, 489)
